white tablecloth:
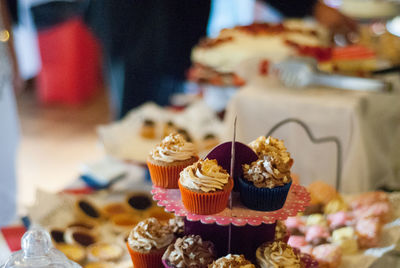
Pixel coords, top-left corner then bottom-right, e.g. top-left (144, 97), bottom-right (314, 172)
top-left (223, 78), bottom-right (400, 193)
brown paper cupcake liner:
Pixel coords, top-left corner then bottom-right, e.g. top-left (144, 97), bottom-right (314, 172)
top-left (178, 179), bottom-right (233, 215)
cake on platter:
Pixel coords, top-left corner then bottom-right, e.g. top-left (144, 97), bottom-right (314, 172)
top-left (189, 22), bottom-right (331, 87)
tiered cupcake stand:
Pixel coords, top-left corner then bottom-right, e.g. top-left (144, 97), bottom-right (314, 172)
top-left (151, 141), bottom-right (311, 260)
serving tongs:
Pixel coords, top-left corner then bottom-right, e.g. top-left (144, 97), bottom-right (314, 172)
top-left (273, 57), bottom-right (391, 92)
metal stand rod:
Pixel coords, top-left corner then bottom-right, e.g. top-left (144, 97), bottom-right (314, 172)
top-left (266, 118), bottom-right (342, 191)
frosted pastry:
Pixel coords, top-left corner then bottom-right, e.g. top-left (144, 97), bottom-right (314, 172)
top-left (305, 225), bottom-right (330, 246)
top-left (306, 214), bottom-right (328, 227)
top-left (285, 216), bottom-right (306, 236)
top-left (275, 220), bottom-right (289, 242)
top-left (331, 227), bottom-right (358, 254)
top-left (324, 196), bottom-right (348, 214)
top-left (256, 241), bottom-right (301, 268)
top-left (327, 211), bottom-right (354, 231)
top-left (209, 254), bottom-right (255, 268)
top-left (355, 217), bottom-right (381, 248)
top-left (162, 235), bottom-right (215, 268)
top-left (312, 244), bottom-right (342, 268)
top-left (179, 159), bottom-right (233, 214)
top-left (147, 133), bottom-right (199, 188)
top-left (127, 217), bottom-right (175, 268)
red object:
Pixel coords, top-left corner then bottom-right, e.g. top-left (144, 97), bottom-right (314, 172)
top-left (37, 18), bottom-right (102, 105)
top-left (332, 45), bottom-right (376, 60)
top-left (285, 40), bottom-right (333, 62)
top-left (1, 226), bottom-right (26, 252)
top-left (259, 59), bottom-right (269, 75)
top-left (62, 186), bottom-right (94, 195)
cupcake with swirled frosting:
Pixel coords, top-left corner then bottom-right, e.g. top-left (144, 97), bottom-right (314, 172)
top-left (256, 241), bottom-right (301, 268)
top-left (209, 254), bottom-right (255, 268)
top-left (161, 235), bottom-right (215, 268)
top-left (239, 136), bottom-right (293, 211)
top-left (126, 217), bottom-right (175, 268)
top-left (178, 159), bottom-right (233, 215)
top-left (147, 133), bottom-right (199, 188)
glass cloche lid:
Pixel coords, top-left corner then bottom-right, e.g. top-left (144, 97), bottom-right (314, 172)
top-left (3, 227), bottom-right (81, 268)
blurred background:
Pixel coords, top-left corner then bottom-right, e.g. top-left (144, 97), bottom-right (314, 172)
top-left (1, 0), bottom-right (400, 230)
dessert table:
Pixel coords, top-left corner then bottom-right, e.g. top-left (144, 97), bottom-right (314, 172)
top-left (223, 77), bottom-right (400, 193)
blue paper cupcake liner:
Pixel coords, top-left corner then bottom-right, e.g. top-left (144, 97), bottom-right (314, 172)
top-left (238, 177), bottom-right (292, 211)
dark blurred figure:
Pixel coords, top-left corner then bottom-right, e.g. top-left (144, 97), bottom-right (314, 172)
top-left (85, 0), bottom-right (356, 118)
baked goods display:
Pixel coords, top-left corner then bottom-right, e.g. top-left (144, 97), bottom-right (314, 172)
top-left (27, 130), bottom-right (400, 267)
top-left (189, 22), bottom-right (330, 87)
top-left (281, 181), bottom-right (395, 267)
top-left (98, 102), bottom-right (223, 163)
top-left (38, 191), bottom-right (176, 267)
top-left (145, 135), bottom-right (315, 266)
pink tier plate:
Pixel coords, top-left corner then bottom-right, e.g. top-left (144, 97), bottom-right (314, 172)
top-left (151, 183), bottom-right (310, 226)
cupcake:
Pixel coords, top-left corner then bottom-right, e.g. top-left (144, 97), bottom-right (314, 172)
top-left (178, 159), bottom-right (233, 215)
top-left (209, 254), bottom-right (255, 268)
top-left (239, 136), bottom-right (293, 211)
top-left (312, 244), bottom-right (342, 268)
top-left (256, 241), bottom-right (301, 268)
top-left (127, 217), bottom-right (175, 268)
top-left (162, 235), bottom-right (215, 267)
top-left (331, 227), bottom-right (358, 254)
top-left (147, 133), bottom-right (199, 188)
top-left (275, 220), bottom-right (289, 243)
top-left (305, 225), bottom-right (330, 247)
top-left (168, 216), bottom-right (185, 237)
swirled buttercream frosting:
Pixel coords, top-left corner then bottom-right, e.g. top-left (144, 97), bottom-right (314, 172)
top-left (128, 217), bottom-right (174, 253)
top-left (179, 159), bottom-right (230, 193)
top-left (162, 235), bottom-right (215, 267)
top-left (256, 241), bottom-right (301, 268)
top-left (150, 133), bottom-right (197, 163)
top-left (244, 136), bottom-right (292, 188)
top-left (209, 254), bottom-right (255, 268)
